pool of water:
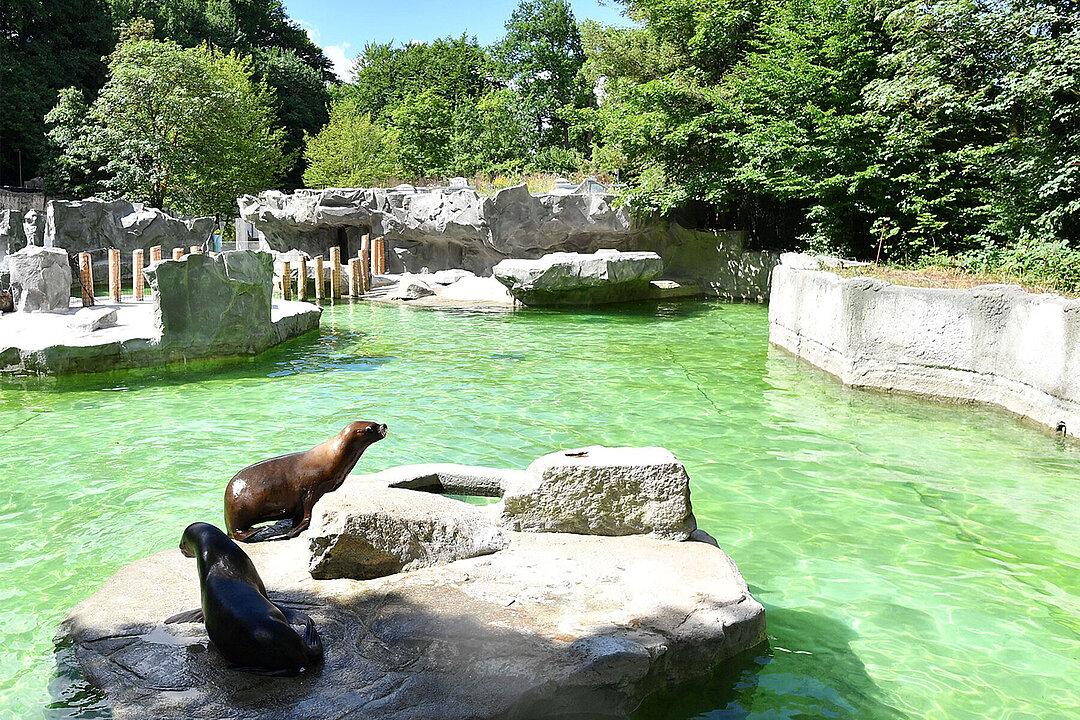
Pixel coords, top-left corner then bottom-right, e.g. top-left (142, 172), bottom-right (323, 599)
top-left (1, 300), bottom-right (1078, 719)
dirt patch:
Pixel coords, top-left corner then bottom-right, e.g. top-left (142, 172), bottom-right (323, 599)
top-left (835, 264), bottom-right (1078, 298)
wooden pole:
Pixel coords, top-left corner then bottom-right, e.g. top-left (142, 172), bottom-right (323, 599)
top-left (374, 236), bottom-right (387, 275)
top-left (330, 246), bottom-right (342, 299)
top-left (172, 248), bottom-right (184, 260)
top-left (314, 256), bottom-right (325, 300)
top-left (78, 252), bottom-right (94, 307)
top-left (348, 258), bottom-right (360, 297)
top-left (359, 235), bottom-right (371, 294)
top-left (281, 260), bottom-right (292, 301)
top-left (132, 249), bottom-right (145, 301)
top-left (108, 248), bottom-right (121, 302)
top-left (150, 245), bottom-right (162, 263)
top-left (297, 256), bottom-right (308, 301)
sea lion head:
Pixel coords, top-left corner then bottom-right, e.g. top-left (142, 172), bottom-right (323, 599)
top-left (179, 521), bottom-right (224, 558)
top-left (340, 420), bottom-right (388, 447)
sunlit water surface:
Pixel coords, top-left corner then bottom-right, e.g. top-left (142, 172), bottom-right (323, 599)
top-left (1, 300), bottom-right (1077, 719)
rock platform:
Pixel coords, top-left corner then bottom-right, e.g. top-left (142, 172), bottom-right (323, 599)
top-left (59, 450), bottom-right (766, 719)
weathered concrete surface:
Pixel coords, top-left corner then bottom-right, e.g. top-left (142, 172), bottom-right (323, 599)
top-left (494, 250), bottom-right (663, 306)
top-left (46, 198), bottom-right (215, 281)
top-left (769, 253), bottom-right (1080, 438)
top-left (501, 446), bottom-right (697, 540)
top-left (8, 245), bottom-right (72, 312)
top-left (61, 522), bottom-right (764, 720)
top-left (1, 250), bottom-right (320, 375)
top-left (238, 186), bottom-right (776, 300)
top-left (308, 487), bottom-right (508, 580)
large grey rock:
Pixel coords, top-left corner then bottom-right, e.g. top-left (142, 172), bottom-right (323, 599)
top-left (8, 245), bottom-right (71, 312)
top-left (308, 487), bottom-right (508, 579)
top-left (493, 250), bottom-right (663, 306)
top-left (46, 199), bottom-right (214, 280)
top-left (1, 210), bottom-right (27, 272)
top-left (388, 275), bottom-right (435, 300)
top-left (144, 250), bottom-right (276, 356)
top-left (60, 517), bottom-right (764, 720)
top-left (501, 446), bottom-right (697, 540)
top-left (237, 186), bottom-right (776, 299)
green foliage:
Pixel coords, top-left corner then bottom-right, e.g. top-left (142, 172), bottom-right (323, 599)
top-left (0, 0), bottom-right (114, 184)
top-left (491, 0), bottom-right (591, 151)
top-left (45, 22), bottom-right (288, 216)
top-left (302, 94), bottom-right (401, 188)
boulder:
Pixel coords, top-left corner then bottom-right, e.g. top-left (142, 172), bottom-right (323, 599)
top-left (388, 275), bottom-right (435, 300)
top-left (144, 250), bottom-right (274, 355)
top-left (500, 446), bottom-right (697, 540)
top-left (60, 522), bottom-right (764, 720)
top-left (68, 307), bottom-right (117, 333)
top-left (1, 210), bottom-right (27, 273)
top-left (493, 250), bottom-right (663, 306)
top-left (431, 268), bottom-right (474, 285)
top-left (438, 274), bottom-right (514, 303)
top-left (308, 487), bottom-right (508, 580)
top-left (8, 245), bottom-right (71, 312)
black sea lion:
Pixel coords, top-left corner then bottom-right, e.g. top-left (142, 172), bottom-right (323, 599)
top-left (225, 420), bottom-right (387, 541)
top-left (165, 522), bottom-right (323, 675)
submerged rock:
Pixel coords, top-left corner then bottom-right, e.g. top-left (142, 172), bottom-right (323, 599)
top-left (493, 250), bottom-right (664, 306)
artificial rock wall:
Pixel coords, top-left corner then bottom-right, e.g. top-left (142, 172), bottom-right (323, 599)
top-left (768, 254), bottom-right (1080, 438)
top-left (238, 186), bottom-right (776, 300)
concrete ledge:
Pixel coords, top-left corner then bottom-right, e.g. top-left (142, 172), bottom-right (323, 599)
top-left (0, 298), bottom-right (320, 375)
top-left (768, 256), bottom-right (1080, 438)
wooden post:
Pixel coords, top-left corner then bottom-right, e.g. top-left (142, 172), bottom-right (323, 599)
top-left (78, 252), bottom-right (94, 307)
top-left (132, 249), bottom-right (145, 301)
top-left (329, 246), bottom-right (342, 299)
top-left (373, 235), bottom-right (386, 275)
top-left (348, 258), bottom-right (360, 297)
top-left (359, 235), bottom-right (371, 294)
top-left (297, 256), bottom-right (308, 301)
top-left (190, 245), bottom-right (202, 255)
top-left (172, 248), bottom-right (184, 260)
top-left (150, 245), bottom-right (162, 263)
top-left (108, 248), bottom-right (121, 302)
top-left (314, 256), bottom-right (325, 300)
top-left (281, 260), bottom-right (292, 301)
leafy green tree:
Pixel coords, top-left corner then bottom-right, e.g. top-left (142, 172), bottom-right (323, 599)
top-left (302, 92), bottom-right (401, 188)
top-left (46, 20), bottom-right (288, 216)
top-left (0, 0), bottom-right (114, 184)
top-left (107, 0), bottom-right (332, 186)
top-left (450, 89), bottom-right (532, 176)
top-left (390, 89), bottom-right (454, 178)
top-left (492, 0), bottom-right (591, 152)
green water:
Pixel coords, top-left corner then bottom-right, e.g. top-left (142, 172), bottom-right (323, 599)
top-left (2, 300), bottom-right (1078, 719)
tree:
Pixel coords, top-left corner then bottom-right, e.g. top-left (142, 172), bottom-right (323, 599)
top-left (491, 0), bottom-right (591, 152)
top-left (302, 92), bottom-right (401, 188)
top-left (107, 0), bottom-right (333, 186)
top-left (391, 89), bottom-right (454, 178)
top-left (0, 0), bottom-right (114, 184)
top-left (45, 20), bottom-right (288, 216)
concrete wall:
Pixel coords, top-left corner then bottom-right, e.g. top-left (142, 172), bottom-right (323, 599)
top-left (769, 255), bottom-right (1080, 438)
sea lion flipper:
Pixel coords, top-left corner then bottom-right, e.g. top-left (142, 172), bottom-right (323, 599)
top-left (281, 606), bottom-right (324, 656)
top-left (164, 608), bottom-right (205, 624)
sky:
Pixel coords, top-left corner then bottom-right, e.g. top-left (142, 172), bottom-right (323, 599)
top-left (282, 0), bottom-right (635, 80)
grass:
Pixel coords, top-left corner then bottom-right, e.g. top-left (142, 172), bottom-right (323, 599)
top-left (834, 262), bottom-right (1080, 298)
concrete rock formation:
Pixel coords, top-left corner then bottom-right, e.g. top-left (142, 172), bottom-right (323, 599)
top-left (8, 245), bottom-right (72, 312)
top-left (493, 250), bottom-right (663, 305)
top-left (145, 250), bottom-right (278, 357)
top-left (46, 198), bottom-right (214, 280)
top-left (501, 446), bottom-right (698, 539)
top-left (238, 186), bottom-right (777, 299)
top-left (59, 451), bottom-right (763, 720)
top-left (308, 487), bottom-right (508, 580)
top-left (769, 253), bottom-right (1080, 438)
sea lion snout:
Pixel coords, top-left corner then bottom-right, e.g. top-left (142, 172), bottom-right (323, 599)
top-left (367, 423), bottom-right (388, 438)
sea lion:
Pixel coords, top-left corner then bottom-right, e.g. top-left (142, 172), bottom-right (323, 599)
top-left (165, 522), bottom-right (323, 675)
top-left (225, 420), bottom-right (387, 541)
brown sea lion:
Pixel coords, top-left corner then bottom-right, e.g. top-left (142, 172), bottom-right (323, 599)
top-left (165, 522), bottom-right (323, 675)
top-left (224, 420), bottom-right (387, 541)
